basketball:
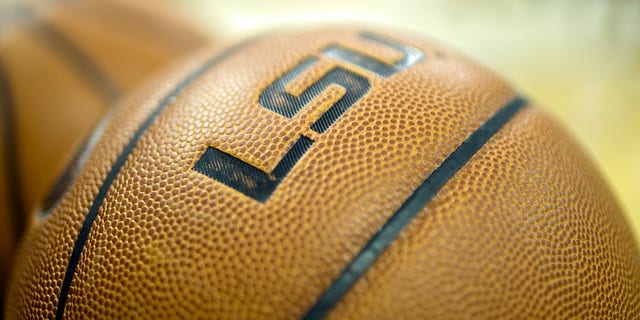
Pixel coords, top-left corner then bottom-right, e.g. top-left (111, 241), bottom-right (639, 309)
top-left (6, 27), bottom-right (640, 318)
top-left (0, 0), bottom-right (206, 312)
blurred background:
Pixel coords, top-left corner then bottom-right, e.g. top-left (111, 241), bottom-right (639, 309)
top-left (162, 0), bottom-right (640, 239)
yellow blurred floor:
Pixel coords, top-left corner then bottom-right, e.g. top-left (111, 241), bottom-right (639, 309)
top-left (167, 0), bottom-right (640, 240)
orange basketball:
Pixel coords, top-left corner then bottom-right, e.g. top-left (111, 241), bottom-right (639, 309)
top-left (0, 0), bottom-right (206, 312)
top-left (6, 27), bottom-right (640, 318)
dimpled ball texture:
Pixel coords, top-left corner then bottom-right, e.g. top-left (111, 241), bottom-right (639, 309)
top-left (6, 27), bottom-right (640, 319)
top-left (0, 0), bottom-right (206, 310)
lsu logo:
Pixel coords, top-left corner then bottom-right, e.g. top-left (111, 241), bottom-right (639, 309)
top-left (193, 32), bottom-right (424, 202)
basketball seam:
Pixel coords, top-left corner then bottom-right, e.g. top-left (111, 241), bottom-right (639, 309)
top-left (54, 36), bottom-right (262, 320)
top-left (0, 56), bottom-right (26, 242)
top-left (302, 96), bottom-right (528, 319)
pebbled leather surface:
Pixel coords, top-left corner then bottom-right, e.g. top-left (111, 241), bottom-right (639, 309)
top-left (6, 28), bottom-right (640, 319)
top-left (0, 0), bottom-right (206, 311)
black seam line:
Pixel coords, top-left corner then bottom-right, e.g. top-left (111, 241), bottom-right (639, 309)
top-left (302, 96), bottom-right (528, 320)
top-left (34, 21), bottom-right (120, 101)
top-left (54, 37), bottom-right (260, 320)
top-left (0, 54), bottom-right (27, 241)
